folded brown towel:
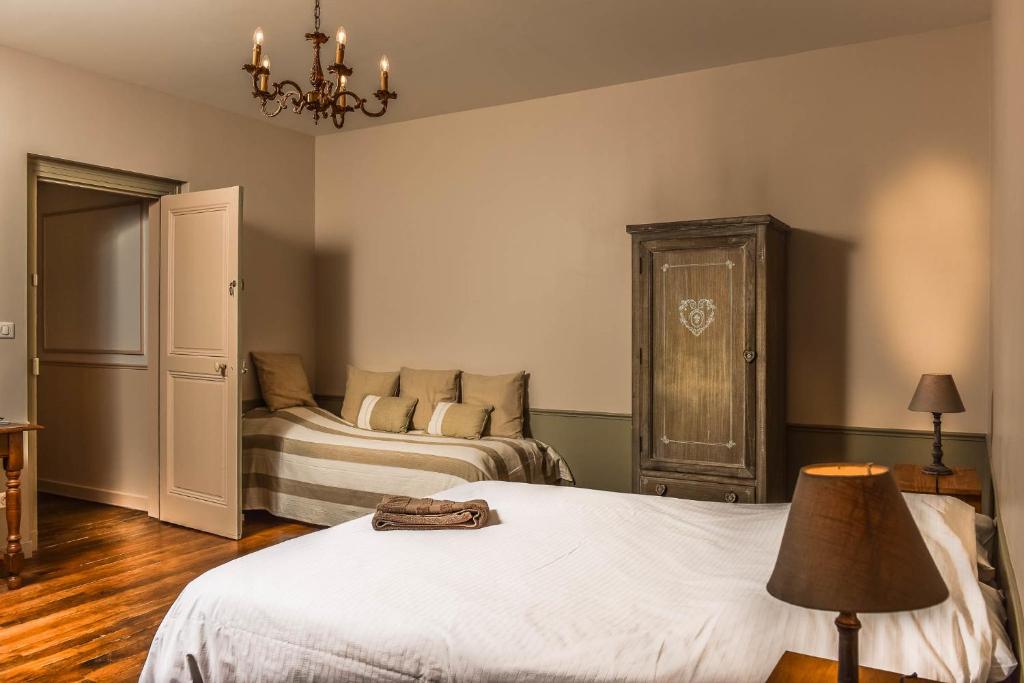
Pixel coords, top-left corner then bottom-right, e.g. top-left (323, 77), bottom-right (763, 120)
top-left (372, 495), bottom-right (490, 531)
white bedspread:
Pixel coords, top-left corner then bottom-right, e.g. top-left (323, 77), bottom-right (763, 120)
top-left (141, 482), bottom-right (1016, 683)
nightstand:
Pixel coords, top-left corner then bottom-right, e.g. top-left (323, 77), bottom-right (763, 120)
top-left (767, 651), bottom-right (940, 682)
top-left (891, 464), bottom-right (982, 513)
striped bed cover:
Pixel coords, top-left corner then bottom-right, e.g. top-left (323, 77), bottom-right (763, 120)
top-left (243, 406), bottom-right (573, 526)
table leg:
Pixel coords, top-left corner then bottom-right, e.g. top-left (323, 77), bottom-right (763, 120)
top-left (5, 433), bottom-right (24, 590)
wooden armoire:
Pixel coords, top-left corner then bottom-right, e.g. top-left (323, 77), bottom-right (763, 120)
top-left (627, 215), bottom-right (788, 504)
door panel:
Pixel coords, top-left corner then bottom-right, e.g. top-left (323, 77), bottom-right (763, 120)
top-left (159, 187), bottom-right (241, 538)
top-left (166, 373), bottom-right (227, 501)
top-left (647, 237), bottom-right (756, 478)
top-left (168, 209), bottom-right (229, 355)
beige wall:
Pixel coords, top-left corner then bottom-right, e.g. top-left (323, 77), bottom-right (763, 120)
top-left (991, 0), bottom-right (1024, 613)
top-left (0, 46), bottom-right (316, 552)
top-left (315, 24), bottom-right (991, 434)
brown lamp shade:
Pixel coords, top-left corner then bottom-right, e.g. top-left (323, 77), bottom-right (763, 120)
top-left (908, 374), bottom-right (965, 414)
top-left (767, 464), bottom-right (948, 614)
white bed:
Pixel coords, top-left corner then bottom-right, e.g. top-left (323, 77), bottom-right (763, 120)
top-left (142, 482), bottom-right (1016, 682)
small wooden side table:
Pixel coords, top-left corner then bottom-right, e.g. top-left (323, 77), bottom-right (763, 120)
top-left (891, 464), bottom-right (982, 513)
top-left (0, 423), bottom-right (43, 589)
top-left (767, 651), bottom-right (940, 682)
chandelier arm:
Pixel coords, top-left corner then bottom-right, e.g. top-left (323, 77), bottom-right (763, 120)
top-left (260, 97), bottom-right (287, 118)
top-left (267, 79), bottom-right (307, 113)
top-left (357, 93), bottom-right (393, 118)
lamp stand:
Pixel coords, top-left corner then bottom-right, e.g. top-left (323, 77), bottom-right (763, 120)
top-left (835, 611), bottom-right (861, 683)
top-left (922, 411), bottom-right (953, 476)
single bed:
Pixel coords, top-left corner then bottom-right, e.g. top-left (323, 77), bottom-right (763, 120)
top-left (242, 406), bottom-right (572, 526)
top-left (144, 481), bottom-right (1016, 682)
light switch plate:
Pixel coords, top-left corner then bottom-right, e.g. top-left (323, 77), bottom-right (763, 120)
top-left (0, 322), bottom-right (13, 339)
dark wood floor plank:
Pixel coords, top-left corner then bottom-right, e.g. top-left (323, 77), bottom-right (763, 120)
top-left (0, 494), bottom-right (317, 680)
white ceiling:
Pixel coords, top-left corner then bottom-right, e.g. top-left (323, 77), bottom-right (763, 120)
top-left (0, 0), bottom-right (989, 136)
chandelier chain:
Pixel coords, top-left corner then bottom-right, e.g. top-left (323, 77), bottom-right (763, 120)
top-left (314, 0), bottom-right (321, 32)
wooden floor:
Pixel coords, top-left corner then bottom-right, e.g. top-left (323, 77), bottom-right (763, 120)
top-left (0, 494), bottom-right (316, 682)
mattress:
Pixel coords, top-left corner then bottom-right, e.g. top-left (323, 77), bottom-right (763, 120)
top-left (142, 481), bottom-right (1016, 682)
top-left (242, 406), bottom-right (572, 526)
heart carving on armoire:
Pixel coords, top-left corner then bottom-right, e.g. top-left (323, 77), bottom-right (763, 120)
top-left (678, 298), bottom-right (716, 337)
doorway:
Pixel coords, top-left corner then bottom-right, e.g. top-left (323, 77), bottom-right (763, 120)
top-left (35, 183), bottom-right (161, 516)
top-left (26, 157), bottom-right (182, 557)
top-left (26, 156), bottom-right (245, 557)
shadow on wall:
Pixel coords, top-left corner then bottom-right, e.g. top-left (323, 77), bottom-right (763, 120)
top-left (314, 246), bottom-right (351, 395)
top-left (787, 227), bottom-right (853, 430)
top-left (242, 222), bottom-right (318, 399)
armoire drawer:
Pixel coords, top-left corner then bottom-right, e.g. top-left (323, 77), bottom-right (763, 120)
top-left (640, 475), bottom-right (755, 504)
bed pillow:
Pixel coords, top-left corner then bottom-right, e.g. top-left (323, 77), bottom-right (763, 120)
top-left (250, 352), bottom-right (317, 412)
top-left (356, 395), bottom-right (418, 433)
top-left (399, 368), bottom-right (460, 431)
top-left (426, 402), bottom-right (492, 440)
top-left (461, 371), bottom-right (526, 438)
top-left (340, 366), bottom-right (400, 424)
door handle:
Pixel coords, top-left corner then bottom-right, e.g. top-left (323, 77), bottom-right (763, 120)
top-left (216, 363), bottom-right (228, 377)
top-left (743, 349), bottom-right (757, 363)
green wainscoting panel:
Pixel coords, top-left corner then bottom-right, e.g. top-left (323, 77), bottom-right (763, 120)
top-left (528, 409), bottom-right (632, 492)
top-left (287, 396), bottom-right (992, 511)
top-left (787, 424), bottom-right (991, 514)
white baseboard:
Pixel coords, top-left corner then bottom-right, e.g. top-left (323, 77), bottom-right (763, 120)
top-left (38, 479), bottom-right (149, 512)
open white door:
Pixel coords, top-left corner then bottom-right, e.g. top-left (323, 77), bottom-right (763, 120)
top-left (159, 187), bottom-right (242, 539)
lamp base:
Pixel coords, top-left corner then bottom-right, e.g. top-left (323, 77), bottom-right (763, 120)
top-left (921, 463), bottom-right (954, 476)
top-left (836, 611), bottom-right (861, 683)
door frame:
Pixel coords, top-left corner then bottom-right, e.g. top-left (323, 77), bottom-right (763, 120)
top-left (26, 155), bottom-right (185, 557)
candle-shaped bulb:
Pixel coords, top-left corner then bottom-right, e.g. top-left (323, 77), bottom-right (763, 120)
top-left (334, 26), bottom-right (347, 64)
top-left (379, 54), bottom-right (390, 91)
top-left (258, 56), bottom-right (270, 92)
top-left (251, 27), bottom-right (264, 65)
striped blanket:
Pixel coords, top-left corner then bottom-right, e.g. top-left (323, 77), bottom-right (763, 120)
top-left (243, 406), bottom-right (573, 527)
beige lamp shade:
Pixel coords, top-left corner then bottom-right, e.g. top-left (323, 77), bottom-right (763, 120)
top-left (908, 374), bottom-right (965, 414)
top-left (767, 464), bottom-right (948, 614)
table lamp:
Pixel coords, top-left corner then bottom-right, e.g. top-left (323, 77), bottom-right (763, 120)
top-left (767, 464), bottom-right (948, 683)
top-left (908, 374), bottom-right (964, 476)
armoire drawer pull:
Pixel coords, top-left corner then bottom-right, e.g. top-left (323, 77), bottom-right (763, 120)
top-left (724, 491), bottom-right (738, 503)
top-left (743, 349), bottom-right (757, 363)
top-left (655, 484), bottom-right (668, 496)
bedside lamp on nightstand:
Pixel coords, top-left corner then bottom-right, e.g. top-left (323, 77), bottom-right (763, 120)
top-left (909, 374), bottom-right (964, 476)
top-left (767, 464), bottom-right (948, 683)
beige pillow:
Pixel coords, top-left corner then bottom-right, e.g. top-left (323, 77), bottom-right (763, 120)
top-left (250, 352), bottom-right (316, 412)
top-left (355, 395), bottom-right (417, 433)
top-left (399, 367), bottom-right (460, 431)
top-left (461, 371), bottom-right (526, 438)
top-left (426, 402), bottom-right (492, 440)
top-left (340, 366), bottom-right (400, 424)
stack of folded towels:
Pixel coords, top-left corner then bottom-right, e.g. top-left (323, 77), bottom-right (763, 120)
top-left (372, 495), bottom-right (491, 531)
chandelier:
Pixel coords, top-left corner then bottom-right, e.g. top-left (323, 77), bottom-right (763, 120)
top-left (242, 0), bottom-right (397, 129)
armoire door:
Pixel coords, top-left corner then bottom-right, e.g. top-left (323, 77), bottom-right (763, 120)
top-left (645, 236), bottom-right (757, 479)
top-left (158, 187), bottom-right (242, 539)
